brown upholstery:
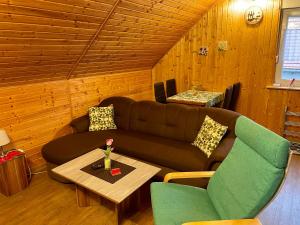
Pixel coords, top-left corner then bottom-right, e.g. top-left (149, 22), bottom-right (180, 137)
top-left (70, 96), bottom-right (135, 133)
top-left (130, 101), bottom-right (238, 143)
top-left (42, 96), bottom-right (240, 187)
top-left (130, 102), bottom-right (201, 142)
top-left (99, 96), bottom-right (135, 130)
top-left (113, 130), bottom-right (208, 171)
top-left (46, 162), bottom-right (71, 184)
top-left (70, 115), bottom-right (89, 133)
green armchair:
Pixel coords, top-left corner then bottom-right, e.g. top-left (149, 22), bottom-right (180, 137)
top-left (151, 116), bottom-right (290, 225)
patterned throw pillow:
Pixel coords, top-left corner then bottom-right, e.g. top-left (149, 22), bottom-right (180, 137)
top-left (192, 116), bottom-right (228, 158)
top-left (88, 105), bottom-right (117, 131)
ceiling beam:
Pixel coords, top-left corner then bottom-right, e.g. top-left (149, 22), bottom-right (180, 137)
top-left (66, 0), bottom-right (121, 79)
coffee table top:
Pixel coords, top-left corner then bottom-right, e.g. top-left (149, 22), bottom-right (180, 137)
top-left (52, 149), bottom-right (161, 203)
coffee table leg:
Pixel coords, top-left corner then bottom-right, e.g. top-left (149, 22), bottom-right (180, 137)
top-left (136, 188), bottom-right (141, 210)
top-left (114, 203), bottom-right (120, 225)
top-left (76, 185), bottom-right (90, 207)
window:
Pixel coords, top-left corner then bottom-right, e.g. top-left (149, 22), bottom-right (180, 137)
top-left (276, 8), bottom-right (300, 87)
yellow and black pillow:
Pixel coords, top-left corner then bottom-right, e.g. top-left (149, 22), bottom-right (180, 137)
top-left (89, 105), bottom-right (117, 131)
top-left (192, 115), bottom-right (228, 158)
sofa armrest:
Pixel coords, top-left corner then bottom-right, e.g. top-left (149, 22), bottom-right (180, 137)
top-left (182, 219), bottom-right (262, 225)
top-left (70, 115), bottom-right (89, 133)
top-left (164, 171), bottom-right (215, 183)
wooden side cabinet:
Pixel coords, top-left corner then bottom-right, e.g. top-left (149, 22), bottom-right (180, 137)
top-left (0, 154), bottom-right (29, 196)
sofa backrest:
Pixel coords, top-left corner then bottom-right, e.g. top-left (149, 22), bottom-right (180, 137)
top-left (99, 96), bottom-right (135, 130)
top-left (71, 97), bottom-right (240, 143)
top-left (129, 101), bottom-right (199, 142)
top-left (129, 100), bottom-right (240, 143)
top-left (207, 116), bottom-right (290, 220)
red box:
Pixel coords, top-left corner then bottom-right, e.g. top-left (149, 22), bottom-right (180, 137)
top-left (111, 168), bottom-right (121, 176)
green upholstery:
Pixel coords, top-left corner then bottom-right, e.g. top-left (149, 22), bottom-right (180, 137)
top-left (151, 116), bottom-right (290, 225)
top-left (151, 183), bottom-right (220, 225)
top-left (234, 116), bottom-right (289, 168)
top-left (208, 116), bottom-right (290, 219)
top-left (207, 116), bottom-right (289, 219)
top-left (207, 139), bottom-right (286, 219)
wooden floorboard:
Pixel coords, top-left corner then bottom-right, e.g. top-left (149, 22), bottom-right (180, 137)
top-left (0, 155), bottom-right (299, 225)
top-left (0, 172), bottom-right (154, 225)
top-left (259, 153), bottom-right (300, 225)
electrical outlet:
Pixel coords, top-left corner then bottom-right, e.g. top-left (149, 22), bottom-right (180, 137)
top-left (199, 47), bottom-right (208, 56)
top-left (218, 41), bottom-right (228, 51)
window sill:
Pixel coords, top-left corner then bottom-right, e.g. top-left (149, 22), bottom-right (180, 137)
top-left (266, 85), bottom-right (300, 91)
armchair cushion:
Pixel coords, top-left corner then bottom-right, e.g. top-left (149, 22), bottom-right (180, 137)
top-left (207, 139), bottom-right (284, 219)
top-left (150, 116), bottom-right (290, 225)
top-left (151, 182), bottom-right (220, 225)
top-left (235, 116), bottom-right (289, 169)
top-left (207, 116), bottom-right (289, 220)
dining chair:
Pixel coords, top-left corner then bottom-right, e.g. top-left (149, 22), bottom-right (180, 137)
top-left (154, 82), bottom-right (167, 104)
top-left (166, 79), bottom-right (177, 97)
top-left (151, 116), bottom-right (290, 225)
top-left (229, 82), bottom-right (241, 111)
top-left (222, 85), bottom-right (233, 110)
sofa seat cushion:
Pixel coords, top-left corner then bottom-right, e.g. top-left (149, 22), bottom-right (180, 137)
top-left (41, 131), bottom-right (115, 165)
top-left (42, 128), bottom-right (230, 172)
top-left (43, 129), bottom-right (209, 171)
top-left (151, 182), bottom-right (220, 225)
top-left (106, 130), bottom-right (208, 171)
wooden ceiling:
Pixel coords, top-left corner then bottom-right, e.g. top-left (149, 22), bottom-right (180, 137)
top-left (0, 0), bottom-right (217, 86)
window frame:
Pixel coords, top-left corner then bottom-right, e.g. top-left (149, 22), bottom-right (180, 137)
top-left (275, 8), bottom-right (300, 87)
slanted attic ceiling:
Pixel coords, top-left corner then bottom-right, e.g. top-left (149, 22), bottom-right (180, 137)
top-left (0, 0), bottom-right (217, 86)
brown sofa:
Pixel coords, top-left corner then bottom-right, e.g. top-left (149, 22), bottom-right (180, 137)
top-left (42, 96), bottom-right (240, 187)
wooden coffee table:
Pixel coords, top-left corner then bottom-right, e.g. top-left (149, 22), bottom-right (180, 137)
top-left (52, 149), bottom-right (161, 225)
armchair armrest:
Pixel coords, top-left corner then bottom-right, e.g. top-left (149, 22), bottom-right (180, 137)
top-left (164, 171), bottom-right (215, 183)
top-left (182, 219), bottom-right (262, 225)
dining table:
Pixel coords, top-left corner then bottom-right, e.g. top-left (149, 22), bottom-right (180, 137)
top-left (167, 89), bottom-right (224, 107)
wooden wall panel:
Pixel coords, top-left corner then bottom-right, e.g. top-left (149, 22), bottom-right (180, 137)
top-left (69, 70), bottom-right (152, 117)
top-left (152, 0), bottom-right (300, 137)
top-left (0, 0), bottom-right (218, 85)
top-left (0, 69), bottom-right (153, 171)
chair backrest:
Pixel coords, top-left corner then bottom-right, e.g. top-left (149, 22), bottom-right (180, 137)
top-left (229, 82), bottom-right (241, 111)
top-left (207, 116), bottom-right (290, 220)
top-left (166, 79), bottom-right (177, 97)
top-left (222, 85), bottom-right (233, 110)
top-left (154, 82), bottom-right (167, 103)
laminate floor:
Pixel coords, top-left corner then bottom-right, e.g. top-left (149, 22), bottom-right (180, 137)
top-left (259, 153), bottom-right (300, 225)
top-left (0, 155), bottom-right (299, 225)
top-left (0, 172), bottom-right (154, 225)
